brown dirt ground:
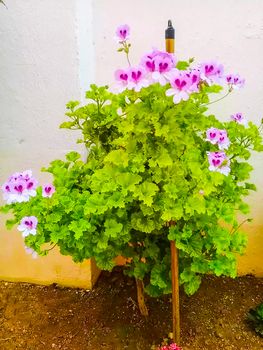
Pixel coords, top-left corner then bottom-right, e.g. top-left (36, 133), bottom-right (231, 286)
top-left (0, 268), bottom-right (262, 350)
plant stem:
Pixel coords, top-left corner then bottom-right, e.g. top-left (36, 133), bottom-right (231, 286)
top-left (203, 90), bottom-right (232, 106)
top-left (231, 218), bottom-right (250, 234)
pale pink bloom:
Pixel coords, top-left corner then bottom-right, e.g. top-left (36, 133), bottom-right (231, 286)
top-left (114, 68), bottom-right (129, 92)
top-left (218, 130), bottom-right (230, 150)
top-left (166, 71), bottom-right (192, 104)
top-left (140, 53), bottom-right (156, 73)
top-left (206, 128), bottom-right (230, 150)
top-left (199, 190), bottom-right (205, 195)
top-left (141, 49), bottom-right (176, 85)
top-left (207, 151), bottom-right (230, 176)
top-left (25, 177), bottom-right (38, 197)
top-left (8, 171), bottom-right (22, 182)
top-left (24, 245), bottom-right (38, 259)
top-left (231, 112), bottom-right (248, 126)
top-left (2, 170), bottom-right (37, 204)
top-left (7, 180), bottom-right (30, 204)
top-left (200, 61), bottom-right (224, 85)
top-left (127, 66), bottom-right (149, 92)
top-left (17, 216), bottom-right (38, 237)
top-left (206, 127), bottom-right (221, 144)
top-left (225, 74), bottom-right (245, 89)
top-left (186, 69), bottom-right (201, 92)
top-left (21, 170), bottom-right (33, 181)
top-left (115, 24), bottom-right (130, 42)
top-left (42, 184), bottom-right (55, 198)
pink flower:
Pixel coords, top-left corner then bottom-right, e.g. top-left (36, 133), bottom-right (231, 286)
top-left (218, 130), bottom-right (230, 150)
top-left (207, 151), bottom-right (230, 176)
top-left (114, 68), bottom-right (130, 92)
top-left (200, 61), bottom-right (224, 85)
top-left (127, 66), bottom-right (149, 92)
top-left (166, 70), bottom-right (192, 104)
top-left (42, 184), bottom-right (55, 198)
top-left (225, 74), bottom-right (245, 89)
top-left (206, 128), bottom-right (230, 150)
top-left (141, 49), bottom-right (176, 85)
top-left (206, 127), bottom-right (221, 145)
top-left (24, 245), bottom-right (38, 259)
top-left (141, 53), bottom-right (156, 73)
top-left (231, 112), bottom-right (248, 126)
top-left (17, 216), bottom-right (38, 237)
top-left (186, 69), bottom-right (201, 92)
top-left (1, 170), bottom-right (37, 204)
top-left (115, 24), bottom-right (130, 42)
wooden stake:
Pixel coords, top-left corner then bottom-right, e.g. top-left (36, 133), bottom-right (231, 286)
top-left (170, 239), bottom-right (180, 343)
top-left (136, 278), bottom-right (149, 316)
top-left (165, 20), bottom-right (180, 344)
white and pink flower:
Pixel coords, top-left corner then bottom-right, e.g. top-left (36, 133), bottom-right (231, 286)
top-left (185, 69), bottom-right (201, 92)
top-left (206, 127), bottom-right (221, 145)
top-left (231, 112), bottom-right (248, 126)
top-left (200, 61), bottom-right (224, 85)
top-left (17, 216), bottom-right (38, 237)
top-left (225, 74), bottom-right (245, 89)
top-left (24, 245), bottom-right (38, 259)
top-left (141, 49), bottom-right (176, 85)
top-left (206, 128), bottom-right (230, 150)
top-left (207, 151), bottom-right (230, 176)
top-left (1, 170), bottom-right (38, 204)
top-left (115, 24), bottom-right (130, 42)
top-left (166, 70), bottom-right (192, 104)
top-left (42, 184), bottom-right (55, 198)
top-left (127, 66), bottom-right (149, 92)
top-left (114, 68), bottom-right (130, 92)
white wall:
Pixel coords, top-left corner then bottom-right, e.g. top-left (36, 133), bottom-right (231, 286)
top-left (0, 0), bottom-right (90, 184)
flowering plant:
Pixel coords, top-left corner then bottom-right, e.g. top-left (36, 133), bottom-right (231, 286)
top-left (1, 24), bottom-right (263, 300)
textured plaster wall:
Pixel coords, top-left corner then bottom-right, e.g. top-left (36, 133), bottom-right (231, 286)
top-left (0, 0), bottom-right (98, 288)
top-left (93, 0), bottom-right (263, 276)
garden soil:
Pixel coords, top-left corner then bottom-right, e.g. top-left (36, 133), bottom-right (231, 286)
top-left (0, 267), bottom-right (262, 350)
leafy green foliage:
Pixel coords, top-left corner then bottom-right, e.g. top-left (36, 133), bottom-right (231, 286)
top-left (247, 303), bottom-right (263, 337)
top-left (1, 78), bottom-right (262, 298)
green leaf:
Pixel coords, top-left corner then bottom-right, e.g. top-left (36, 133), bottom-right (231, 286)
top-left (104, 219), bottom-right (123, 238)
top-left (176, 61), bottom-right (190, 70)
top-left (66, 151), bottom-right (81, 162)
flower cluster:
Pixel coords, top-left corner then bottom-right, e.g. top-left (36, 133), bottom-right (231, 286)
top-left (1, 171), bottom-right (56, 257)
top-left (231, 112), bottom-right (248, 126)
top-left (1, 170), bottom-right (55, 204)
top-left (114, 25), bottom-right (245, 105)
top-left (206, 127), bottom-right (230, 150)
top-left (200, 61), bottom-right (224, 86)
top-left (225, 74), bottom-right (245, 90)
top-left (1, 170), bottom-right (37, 204)
top-left (166, 69), bottom-right (200, 104)
top-left (207, 151), bottom-right (230, 176)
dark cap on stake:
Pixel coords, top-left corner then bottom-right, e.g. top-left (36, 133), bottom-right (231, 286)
top-left (165, 20), bottom-right (175, 53)
top-left (165, 20), bottom-right (175, 39)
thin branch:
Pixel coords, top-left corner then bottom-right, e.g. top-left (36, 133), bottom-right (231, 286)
top-left (203, 90), bottom-right (232, 106)
top-left (45, 243), bottom-right (57, 252)
top-left (231, 218), bottom-right (250, 234)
